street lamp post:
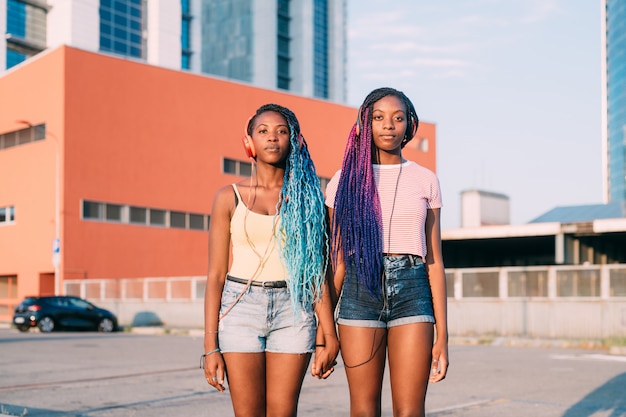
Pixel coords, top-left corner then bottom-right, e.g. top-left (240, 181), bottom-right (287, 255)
top-left (17, 120), bottom-right (60, 295)
top-left (52, 132), bottom-right (60, 295)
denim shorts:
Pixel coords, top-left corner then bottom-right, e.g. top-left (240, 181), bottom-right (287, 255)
top-left (337, 254), bottom-right (435, 328)
top-left (218, 277), bottom-right (316, 354)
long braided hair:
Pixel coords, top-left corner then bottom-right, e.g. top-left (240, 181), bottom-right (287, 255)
top-left (331, 88), bottom-right (419, 297)
top-left (247, 104), bottom-right (328, 309)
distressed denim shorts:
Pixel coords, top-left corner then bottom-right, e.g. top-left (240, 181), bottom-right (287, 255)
top-left (337, 254), bottom-right (435, 328)
top-left (218, 277), bottom-right (316, 354)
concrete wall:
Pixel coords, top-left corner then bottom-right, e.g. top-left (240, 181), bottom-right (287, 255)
top-left (93, 298), bottom-right (626, 340)
top-left (448, 299), bottom-right (626, 340)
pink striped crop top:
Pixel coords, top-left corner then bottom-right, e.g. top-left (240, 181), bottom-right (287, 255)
top-left (325, 160), bottom-right (443, 257)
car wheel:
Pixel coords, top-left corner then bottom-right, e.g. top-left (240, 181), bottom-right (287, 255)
top-left (38, 317), bottom-right (55, 333)
top-left (17, 325), bottom-right (30, 332)
top-left (98, 318), bottom-right (115, 333)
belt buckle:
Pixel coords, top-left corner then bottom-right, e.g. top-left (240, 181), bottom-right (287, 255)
top-left (261, 281), bottom-right (273, 289)
top-left (410, 254), bottom-right (422, 265)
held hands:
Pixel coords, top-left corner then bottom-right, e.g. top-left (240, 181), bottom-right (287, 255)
top-left (429, 340), bottom-right (449, 383)
top-left (202, 349), bottom-right (226, 392)
top-left (311, 336), bottom-right (339, 379)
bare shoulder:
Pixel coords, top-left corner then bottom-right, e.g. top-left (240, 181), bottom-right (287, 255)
top-left (211, 184), bottom-right (237, 213)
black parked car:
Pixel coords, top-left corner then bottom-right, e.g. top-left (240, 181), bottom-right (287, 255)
top-left (13, 296), bottom-right (118, 333)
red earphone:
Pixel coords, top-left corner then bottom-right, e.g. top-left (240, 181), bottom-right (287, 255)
top-left (242, 116), bottom-right (256, 159)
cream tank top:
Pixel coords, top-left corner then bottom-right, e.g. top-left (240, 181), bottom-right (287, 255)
top-left (228, 185), bottom-right (287, 282)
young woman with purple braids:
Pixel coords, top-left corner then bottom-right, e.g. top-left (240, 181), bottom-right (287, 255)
top-left (325, 87), bottom-right (449, 416)
top-left (203, 104), bottom-right (339, 416)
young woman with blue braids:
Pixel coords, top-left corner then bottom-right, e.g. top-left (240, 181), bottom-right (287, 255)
top-left (325, 87), bottom-right (449, 417)
top-left (203, 104), bottom-right (339, 416)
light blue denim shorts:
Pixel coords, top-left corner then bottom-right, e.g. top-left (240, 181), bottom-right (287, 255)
top-left (218, 277), bottom-right (316, 354)
top-left (337, 254), bottom-right (435, 328)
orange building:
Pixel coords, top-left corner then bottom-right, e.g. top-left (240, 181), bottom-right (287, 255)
top-left (0, 46), bottom-right (437, 321)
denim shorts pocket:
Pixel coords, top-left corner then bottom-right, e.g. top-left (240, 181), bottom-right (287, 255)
top-left (220, 281), bottom-right (246, 314)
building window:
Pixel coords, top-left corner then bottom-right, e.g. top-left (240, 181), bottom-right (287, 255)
top-left (189, 213), bottom-right (204, 230)
top-left (313, 0), bottom-right (328, 98)
top-left (276, 0), bottom-right (291, 90)
top-left (6, 49), bottom-right (27, 69)
top-left (0, 275), bottom-right (18, 299)
top-left (5, 0), bottom-right (47, 69)
top-left (149, 209), bottom-right (166, 226)
top-left (412, 137), bottom-right (429, 152)
top-left (0, 206), bottom-right (16, 224)
top-left (99, 0), bottom-right (146, 59)
top-left (181, 0), bottom-right (192, 69)
top-left (170, 211), bottom-right (186, 228)
top-left (83, 201), bottom-right (103, 220)
top-left (223, 158), bottom-right (252, 177)
top-left (81, 200), bottom-right (209, 231)
top-left (129, 206), bottom-right (148, 224)
top-left (105, 203), bottom-right (123, 221)
top-left (0, 123), bottom-right (45, 151)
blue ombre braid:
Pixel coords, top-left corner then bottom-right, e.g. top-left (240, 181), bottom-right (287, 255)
top-left (249, 104), bottom-right (328, 310)
top-left (331, 88), bottom-right (419, 297)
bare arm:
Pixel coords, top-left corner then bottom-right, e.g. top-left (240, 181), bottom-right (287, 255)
top-left (312, 207), bottom-right (344, 378)
top-left (203, 185), bottom-right (235, 392)
top-left (424, 208), bottom-right (449, 382)
top-left (326, 207), bottom-right (346, 307)
top-left (312, 271), bottom-right (339, 379)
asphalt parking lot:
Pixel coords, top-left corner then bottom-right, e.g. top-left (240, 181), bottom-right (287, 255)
top-left (0, 326), bottom-right (625, 417)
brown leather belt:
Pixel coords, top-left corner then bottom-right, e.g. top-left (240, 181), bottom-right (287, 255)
top-left (227, 275), bottom-right (288, 288)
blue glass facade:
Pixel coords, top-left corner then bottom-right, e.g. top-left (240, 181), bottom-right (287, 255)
top-left (7, 0), bottom-right (26, 38)
top-left (5, 0), bottom-right (46, 69)
top-left (606, 0), bottom-right (626, 202)
top-left (99, 0), bottom-right (145, 59)
top-left (6, 49), bottom-right (26, 68)
top-left (313, 0), bottom-right (328, 98)
top-left (276, 0), bottom-right (291, 90)
top-left (201, 0), bottom-right (253, 82)
top-left (198, 0), bottom-right (343, 100)
top-left (181, 0), bottom-right (192, 69)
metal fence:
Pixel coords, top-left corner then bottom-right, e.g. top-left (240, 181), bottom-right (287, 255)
top-left (445, 264), bottom-right (626, 300)
top-left (65, 276), bottom-right (206, 302)
top-left (65, 264), bottom-right (626, 303)
top-left (63, 265), bottom-right (626, 338)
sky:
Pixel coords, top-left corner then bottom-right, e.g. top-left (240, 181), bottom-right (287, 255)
top-left (346, 0), bottom-right (603, 230)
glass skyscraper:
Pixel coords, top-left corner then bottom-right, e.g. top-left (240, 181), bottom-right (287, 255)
top-left (199, 0), bottom-right (346, 102)
top-left (2, 0), bottom-right (346, 102)
top-left (602, 0), bottom-right (626, 202)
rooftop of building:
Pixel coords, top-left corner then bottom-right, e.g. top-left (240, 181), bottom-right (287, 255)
top-left (529, 201), bottom-right (626, 223)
